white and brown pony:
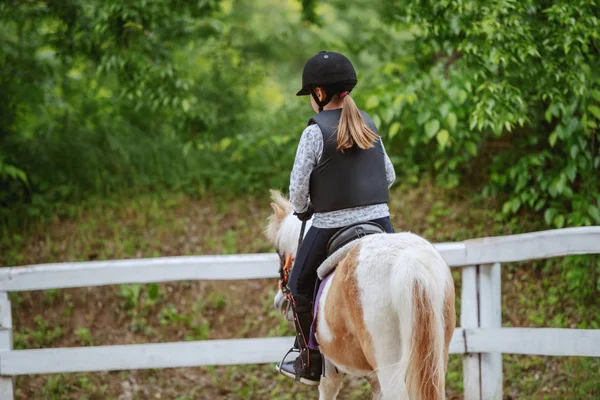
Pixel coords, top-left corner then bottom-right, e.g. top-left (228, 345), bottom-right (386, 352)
top-left (266, 191), bottom-right (456, 400)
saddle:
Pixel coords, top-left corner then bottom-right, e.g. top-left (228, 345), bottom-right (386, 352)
top-left (326, 221), bottom-right (385, 255)
top-left (315, 221), bottom-right (385, 280)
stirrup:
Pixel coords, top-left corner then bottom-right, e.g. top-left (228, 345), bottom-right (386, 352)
top-left (277, 347), bottom-right (301, 380)
top-left (276, 347), bottom-right (321, 386)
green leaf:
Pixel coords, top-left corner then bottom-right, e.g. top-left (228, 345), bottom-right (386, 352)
top-left (554, 176), bottom-right (566, 194)
top-left (182, 99), bottom-right (190, 112)
top-left (219, 138), bottom-right (232, 150)
top-left (511, 198), bottom-right (521, 214)
top-left (565, 118), bottom-right (579, 135)
top-left (548, 131), bottom-right (558, 147)
top-left (373, 114), bottom-right (382, 128)
top-left (417, 111), bottom-right (432, 126)
top-left (544, 208), bottom-right (556, 225)
top-left (555, 124), bottom-right (567, 139)
top-left (545, 104), bottom-right (558, 123)
top-left (465, 141), bottom-right (477, 156)
top-left (388, 122), bottom-right (401, 139)
top-left (425, 119), bottom-right (440, 139)
top-left (1, 165), bottom-right (28, 184)
top-left (148, 283), bottom-right (159, 300)
top-left (436, 129), bottom-right (450, 148)
top-left (566, 164), bottom-right (576, 182)
top-left (534, 199), bottom-right (546, 211)
top-left (447, 112), bottom-right (457, 130)
top-left (591, 90), bottom-right (600, 103)
top-left (366, 95), bottom-right (379, 109)
top-left (570, 145), bottom-right (579, 159)
top-left (589, 205), bottom-right (600, 224)
top-left (440, 103), bottom-right (451, 118)
top-left (469, 117), bottom-right (477, 131)
top-left (383, 108), bottom-right (395, 124)
top-left (588, 105), bottom-right (600, 120)
top-left (553, 214), bottom-right (565, 228)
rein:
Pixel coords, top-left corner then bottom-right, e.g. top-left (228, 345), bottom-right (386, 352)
top-left (298, 220), bottom-right (307, 251)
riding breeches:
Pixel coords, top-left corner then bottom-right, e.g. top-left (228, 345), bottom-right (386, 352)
top-left (288, 216), bottom-right (394, 298)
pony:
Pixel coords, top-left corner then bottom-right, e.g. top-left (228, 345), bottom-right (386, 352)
top-left (266, 190), bottom-right (456, 400)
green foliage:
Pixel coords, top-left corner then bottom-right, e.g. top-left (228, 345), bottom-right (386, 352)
top-left (14, 315), bottom-right (64, 350)
top-left (371, 0), bottom-right (600, 227)
top-left (0, 0), bottom-right (297, 223)
top-left (1, 0), bottom-right (598, 231)
top-left (562, 255), bottom-right (600, 305)
top-left (119, 283), bottom-right (166, 336)
top-left (43, 375), bottom-right (69, 400)
top-left (300, 0), bottom-right (320, 24)
top-left (74, 327), bottom-right (94, 346)
top-left (205, 292), bottom-right (228, 310)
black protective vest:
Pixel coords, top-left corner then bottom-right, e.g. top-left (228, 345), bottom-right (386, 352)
top-left (308, 109), bottom-right (389, 213)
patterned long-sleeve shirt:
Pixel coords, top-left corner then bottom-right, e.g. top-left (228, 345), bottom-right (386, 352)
top-left (289, 124), bottom-right (396, 229)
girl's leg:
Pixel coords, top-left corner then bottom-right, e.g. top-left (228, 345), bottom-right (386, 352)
top-left (289, 227), bottom-right (337, 298)
top-left (280, 226), bottom-right (338, 384)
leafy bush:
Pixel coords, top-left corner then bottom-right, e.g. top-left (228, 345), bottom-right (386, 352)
top-left (0, 0), bottom-right (285, 221)
top-left (2, 0), bottom-right (598, 232)
top-left (363, 0), bottom-right (600, 227)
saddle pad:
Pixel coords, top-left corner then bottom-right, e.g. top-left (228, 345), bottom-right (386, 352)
top-left (317, 223), bottom-right (385, 279)
top-left (317, 240), bottom-right (358, 280)
top-left (308, 271), bottom-right (334, 350)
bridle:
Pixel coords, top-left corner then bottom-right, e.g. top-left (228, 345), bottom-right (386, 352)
top-left (278, 251), bottom-right (293, 299)
top-left (277, 220), bottom-right (307, 301)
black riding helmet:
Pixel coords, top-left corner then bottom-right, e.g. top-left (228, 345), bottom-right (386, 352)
top-left (297, 51), bottom-right (357, 111)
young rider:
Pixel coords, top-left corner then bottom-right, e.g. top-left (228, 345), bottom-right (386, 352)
top-left (278, 51), bottom-right (396, 384)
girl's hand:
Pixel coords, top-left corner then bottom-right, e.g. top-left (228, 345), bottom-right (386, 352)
top-left (294, 203), bottom-right (314, 221)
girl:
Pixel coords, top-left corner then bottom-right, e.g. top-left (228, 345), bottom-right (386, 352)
top-left (278, 51), bottom-right (396, 385)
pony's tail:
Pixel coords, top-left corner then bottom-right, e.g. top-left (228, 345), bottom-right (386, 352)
top-left (392, 248), bottom-right (447, 400)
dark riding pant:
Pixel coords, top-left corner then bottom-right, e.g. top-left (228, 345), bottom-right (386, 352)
top-left (288, 216), bottom-right (395, 298)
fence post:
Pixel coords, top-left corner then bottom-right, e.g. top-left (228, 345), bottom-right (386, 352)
top-left (478, 263), bottom-right (503, 399)
top-left (461, 266), bottom-right (481, 400)
top-left (0, 292), bottom-right (14, 399)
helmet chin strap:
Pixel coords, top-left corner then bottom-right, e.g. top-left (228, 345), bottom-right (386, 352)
top-left (310, 88), bottom-right (335, 112)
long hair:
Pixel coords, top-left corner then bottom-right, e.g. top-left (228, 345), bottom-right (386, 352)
top-left (336, 94), bottom-right (379, 152)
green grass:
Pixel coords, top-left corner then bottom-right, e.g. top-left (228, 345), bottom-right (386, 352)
top-left (2, 182), bottom-right (599, 399)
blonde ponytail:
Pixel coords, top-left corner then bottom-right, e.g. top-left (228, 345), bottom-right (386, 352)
top-left (336, 94), bottom-right (379, 152)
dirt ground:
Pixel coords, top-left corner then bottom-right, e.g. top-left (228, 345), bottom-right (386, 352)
top-left (2, 183), bottom-right (598, 399)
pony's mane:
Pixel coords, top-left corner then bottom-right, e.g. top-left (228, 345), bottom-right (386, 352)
top-left (265, 190), bottom-right (309, 256)
top-left (271, 190), bottom-right (291, 213)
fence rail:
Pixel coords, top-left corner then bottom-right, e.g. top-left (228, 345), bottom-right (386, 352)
top-left (0, 226), bottom-right (599, 399)
top-left (2, 227), bottom-right (598, 292)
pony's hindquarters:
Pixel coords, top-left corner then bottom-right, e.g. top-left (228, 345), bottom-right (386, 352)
top-left (358, 234), bottom-right (454, 400)
top-left (391, 245), bottom-right (452, 400)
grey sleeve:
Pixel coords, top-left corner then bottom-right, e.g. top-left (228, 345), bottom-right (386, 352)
top-left (289, 124), bottom-right (323, 213)
top-left (380, 139), bottom-right (396, 188)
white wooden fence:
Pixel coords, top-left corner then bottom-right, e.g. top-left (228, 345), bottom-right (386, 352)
top-left (1, 226), bottom-right (599, 399)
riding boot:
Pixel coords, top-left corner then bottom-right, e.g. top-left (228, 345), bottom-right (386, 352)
top-left (277, 295), bottom-right (323, 385)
